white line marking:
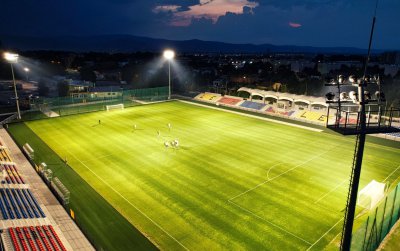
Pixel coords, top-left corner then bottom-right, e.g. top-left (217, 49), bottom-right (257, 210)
top-left (229, 144), bottom-right (341, 201)
top-left (228, 200), bottom-right (312, 245)
top-left (179, 100), bottom-right (323, 132)
top-left (306, 218), bottom-right (343, 251)
top-left (383, 164), bottom-right (400, 183)
top-left (314, 179), bottom-right (347, 204)
top-left (65, 149), bottom-right (190, 251)
top-left (328, 232), bottom-right (342, 246)
top-left (266, 163), bottom-right (283, 181)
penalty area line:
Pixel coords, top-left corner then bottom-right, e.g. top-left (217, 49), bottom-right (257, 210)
top-left (64, 149), bottom-right (190, 251)
top-left (314, 179), bottom-right (347, 204)
top-left (229, 143), bottom-right (342, 201)
top-left (228, 200), bottom-right (312, 245)
top-left (306, 217), bottom-right (343, 251)
top-left (383, 164), bottom-right (400, 183)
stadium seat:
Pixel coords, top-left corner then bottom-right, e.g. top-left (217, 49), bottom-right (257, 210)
top-left (296, 111), bottom-right (328, 123)
top-left (12, 189), bottom-right (28, 219)
top-left (7, 225), bottom-right (67, 251)
top-left (36, 226), bottom-right (53, 251)
top-left (49, 225), bottom-right (67, 251)
top-left (0, 195), bottom-right (9, 219)
top-left (17, 189), bottom-right (34, 218)
top-left (195, 93), bottom-right (222, 103)
top-left (27, 189), bottom-right (46, 217)
top-left (1, 188), bottom-right (15, 219)
top-left (6, 189), bottom-right (22, 219)
top-left (9, 228), bottom-right (22, 251)
top-left (22, 189), bottom-right (40, 218)
top-left (218, 97), bottom-right (242, 106)
top-left (239, 101), bottom-right (266, 110)
top-left (265, 106), bottom-right (276, 113)
top-left (43, 226), bottom-right (60, 251)
top-left (15, 227), bottom-right (29, 251)
top-left (12, 165), bottom-right (25, 183)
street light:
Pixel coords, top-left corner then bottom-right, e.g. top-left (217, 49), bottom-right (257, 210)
top-left (24, 67), bottom-right (30, 81)
top-left (3, 52), bottom-right (21, 119)
top-left (163, 49), bottom-right (175, 99)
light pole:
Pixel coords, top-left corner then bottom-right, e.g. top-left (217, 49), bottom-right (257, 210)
top-left (163, 49), bottom-right (175, 99)
top-left (24, 67), bottom-right (30, 81)
top-left (4, 52), bottom-right (21, 120)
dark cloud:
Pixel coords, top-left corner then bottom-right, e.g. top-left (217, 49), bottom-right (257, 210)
top-left (0, 0), bottom-right (399, 49)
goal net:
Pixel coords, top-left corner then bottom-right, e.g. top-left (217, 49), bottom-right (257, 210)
top-left (357, 180), bottom-right (386, 210)
top-left (106, 103), bottom-right (124, 111)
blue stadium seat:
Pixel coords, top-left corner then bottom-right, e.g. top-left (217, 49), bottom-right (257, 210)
top-left (0, 195), bottom-right (8, 219)
top-left (11, 189), bottom-right (28, 219)
top-left (27, 189), bottom-right (46, 217)
top-left (239, 101), bottom-right (266, 110)
top-left (0, 189), bottom-right (14, 219)
top-left (17, 189), bottom-right (34, 218)
top-left (22, 189), bottom-right (40, 218)
top-left (6, 189), bottom-right (21, 219)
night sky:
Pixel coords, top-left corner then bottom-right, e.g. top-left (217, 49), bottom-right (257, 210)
top-left (1, 0), bottom-right (399, 49)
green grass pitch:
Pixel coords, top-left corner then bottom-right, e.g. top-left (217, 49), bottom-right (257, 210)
top-left (14, 101), bottom-right (400, 250)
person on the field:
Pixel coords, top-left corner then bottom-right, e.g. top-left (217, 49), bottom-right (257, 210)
top-left (99, 120), bottom-right (101, 125)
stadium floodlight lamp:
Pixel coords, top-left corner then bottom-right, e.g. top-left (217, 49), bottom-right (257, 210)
top-left (24, 67), bottom-right (30, 81)
top-left (338, 75), bottom-right (345, 84)
top-left (3, 52), bottom-right (21, 119)
top-left (163, 49), bottom-right (175, 99)
top-left (163, 49), bottom-right (175, 60)
top-left (375, 91), bottom-right (386, 102)
top-left (340, 92), bottom-right (349, 100)
top-left (349, 91), bottom-right (358, 102)
top-left (4, 52), bottom-right (19, 62)
top-left (325, 92), bottom-right (335, 101)
top-left (348, 75), bottom-right (357, 83)
top-left (328, 78), bottom-right (337, 85)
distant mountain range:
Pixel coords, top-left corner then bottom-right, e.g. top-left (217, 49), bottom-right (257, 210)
top-left (0, 34), bottom-right (383, 54)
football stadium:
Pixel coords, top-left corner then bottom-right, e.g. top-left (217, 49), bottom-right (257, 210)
top-left (1, 0), bottom-right (400, 249)
top-left (1, 87), bottom-right (400, 250)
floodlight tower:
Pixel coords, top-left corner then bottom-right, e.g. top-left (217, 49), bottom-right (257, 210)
top-left (163, 49), bottom-right (175, 99)
top-left (24, 67), bottom-right (30, 81)
top-left (4, 52), bottom-right (21, 120)
top-left (324, 2), bottom-right (399, 249)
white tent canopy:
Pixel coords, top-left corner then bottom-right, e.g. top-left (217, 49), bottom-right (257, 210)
top-left (237, 87), bottom-right (328, 107)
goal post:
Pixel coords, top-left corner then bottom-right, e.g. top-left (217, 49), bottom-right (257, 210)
top-left (106, 103), bottom-right (124, 111)
top-left (357, 180), bottom-right (387, 210)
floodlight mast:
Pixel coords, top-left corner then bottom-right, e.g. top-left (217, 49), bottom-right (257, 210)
top-left (163, 49), bottom-right (175, 99)
top-left (3, 52), bottom-right (21, 120)
top-left (340, 2), bottom-right (379, 249)
top-left (24, 67), bottom-right (30, 81)
top-left (324, 2), bottom-right (380, 250)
